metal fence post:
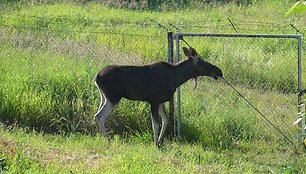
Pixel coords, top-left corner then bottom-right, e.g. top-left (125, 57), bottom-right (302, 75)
top-left (297, 35), bottom-right (303, 143)
top-left (175, 33), bottom-right (182, 138)
top-left (168, 31), bottom-right (175, 138)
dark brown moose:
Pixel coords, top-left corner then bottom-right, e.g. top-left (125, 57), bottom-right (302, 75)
top-left (94, 47), bottom-right (223, 147)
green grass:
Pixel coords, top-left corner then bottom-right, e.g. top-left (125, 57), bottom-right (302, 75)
top-left (0, 1), bottom-right (306, 173)
top-left (0, 126), bottom-right (305, 174)
top-left (0, 44), bottom-right (99, 132)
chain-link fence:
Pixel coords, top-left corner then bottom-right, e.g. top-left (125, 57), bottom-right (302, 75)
top-left (168, 32), bottom-right (305, 146)
top-left (0, 11), bottom-right (305, 148)
top-left (0, 15), bottom-right (168, 133)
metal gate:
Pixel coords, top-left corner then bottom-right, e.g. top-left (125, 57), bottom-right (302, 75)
top-left (167, 32), bottom-right (304, 144)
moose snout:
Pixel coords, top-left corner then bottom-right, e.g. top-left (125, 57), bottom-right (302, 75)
top-left (212, 69), bottom-right (223, 80)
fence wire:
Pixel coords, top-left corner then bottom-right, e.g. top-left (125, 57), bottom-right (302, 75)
top-left (0, 13), bottom-right (305, 146)
top-left (173, 34), bottom-right (304, 146)
top-left (0, 16), bottom-right (167, 133)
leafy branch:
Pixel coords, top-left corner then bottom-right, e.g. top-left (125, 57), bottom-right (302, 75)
top-left (285, 1), bottom-right (306, 16)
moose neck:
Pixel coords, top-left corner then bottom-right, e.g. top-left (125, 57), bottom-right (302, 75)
top-left (171, 59), bottom-right (195, 89)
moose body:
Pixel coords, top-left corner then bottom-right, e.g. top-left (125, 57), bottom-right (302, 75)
top-left (94, 47), bottom-right (223, 147)
top-left (96, 62), bottom-right (176, 104)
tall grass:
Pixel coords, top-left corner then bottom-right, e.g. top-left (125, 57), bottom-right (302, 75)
top-left (0, 44), bottom-right (97, 131)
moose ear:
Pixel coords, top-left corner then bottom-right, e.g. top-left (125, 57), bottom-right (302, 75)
top-left (183, 47), bottom-right (191, 57)
top-left (189, 47), bottom-right (197, 57)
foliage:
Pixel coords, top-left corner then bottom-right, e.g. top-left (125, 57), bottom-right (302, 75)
top-left (285, 1), bottom-right (306, 16)
top-left (0, 0), bottom-right (261, 10)
top-left (94, 0), bottom-right (256, 10)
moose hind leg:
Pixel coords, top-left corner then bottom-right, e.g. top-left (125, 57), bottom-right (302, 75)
top-left (158, 104), bottom-right (169, 146)
top-left (94, 97), bottom-right (113, 139)
top-left (150, 104), bottom-right (160, 147)
top-left (95, 82), bottom-right (105, 110)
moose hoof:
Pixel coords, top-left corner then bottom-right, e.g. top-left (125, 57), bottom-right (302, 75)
top-left (154, 142), bottom-right (163, 148)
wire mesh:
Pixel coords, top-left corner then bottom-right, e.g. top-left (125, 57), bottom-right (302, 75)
top-left (0, 10), bottom-right (305, 147)
top-left (0, 16), bottom-right (166, 133)
top-left (172, 33), bottom-right (304, 146)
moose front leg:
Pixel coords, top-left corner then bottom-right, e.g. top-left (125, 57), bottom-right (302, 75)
top-left (150, 104), bottom-right (160, 147)
top-left (158, 103), bottom-right (169, 146)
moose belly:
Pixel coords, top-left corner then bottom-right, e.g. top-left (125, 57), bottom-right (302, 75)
top-left (123, 87), bottom-right (174, 103)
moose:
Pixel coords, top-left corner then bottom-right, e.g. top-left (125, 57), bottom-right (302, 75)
top-left (94, 47), bottom-right (223, 147)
